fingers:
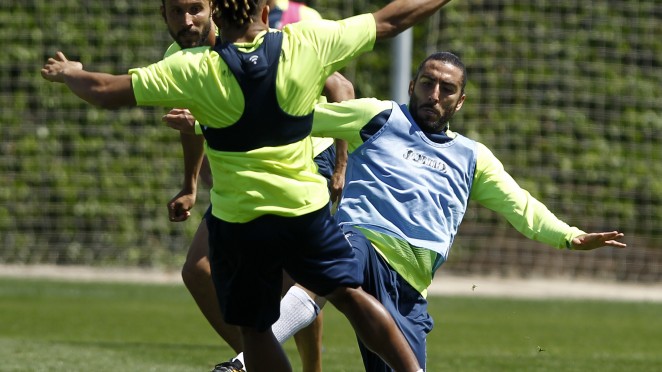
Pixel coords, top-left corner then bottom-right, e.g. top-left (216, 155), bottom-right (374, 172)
top-left (167, 201), bottom-right (177, 221)
top-left (170, 211), bottom-right (191, 222)
top-left (55, 51), bottom-right (67, 62)
top-left (162, 115), bottom-right (196, 134)
top-left (168, 203), bottom-right (191, 222)
top-left (605, 240), bottom-right (627, 248)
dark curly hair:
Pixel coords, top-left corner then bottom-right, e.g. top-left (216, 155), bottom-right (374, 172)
top-left (212, 0), bottom-right (266, 27)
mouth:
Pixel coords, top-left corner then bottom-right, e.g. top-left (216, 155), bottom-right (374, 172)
top-left (420, 106), bottom-right (440, 117)
top-left (177, 31), bottom-right (202, 46)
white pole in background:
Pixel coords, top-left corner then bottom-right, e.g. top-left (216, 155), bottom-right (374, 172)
top-left (390, 28), bottom-right (413, 104)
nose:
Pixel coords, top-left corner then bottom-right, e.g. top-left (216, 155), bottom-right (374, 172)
top-left (184, 12), bottom-right (194, 26)
top-left (429, 84), bottom-right (440, 102)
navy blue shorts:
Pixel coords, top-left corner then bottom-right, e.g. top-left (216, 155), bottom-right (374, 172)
top-left (313, 143), bottom-right (336, 182)
top-left (207, 206), bottom-right (362, 331)
top-left (203, 204), bottom-right (212, 220)
top-left (343, 226), bottom-right (434, 371)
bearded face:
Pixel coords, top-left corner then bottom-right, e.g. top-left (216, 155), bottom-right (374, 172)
top-left (163, 0), bottom-right (214, 49)
top-left (408, 60), bottom-right (465, 133)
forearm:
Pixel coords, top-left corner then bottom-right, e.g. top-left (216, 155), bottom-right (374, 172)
top-left (323, 72), bottom-right (355, 103)
top-left (180, 132), bottom-right (206, 194)
top-left (373, 0), bottom-right (453, 39)
top-left (471, 144), bottom-right (584, 249)
top-left (334, 139), bottom-right (348, 172)
top-left (63, 70), bottom-right (135, 109)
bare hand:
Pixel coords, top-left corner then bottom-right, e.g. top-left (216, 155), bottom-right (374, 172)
top-left (41, 51), bottom-right (83, 83)
top-left (329, 170), bottom-right (345, 205)
top-left (167, 189), bottom-right (196, 222)
top-left (163, 108), bottom-right (197, 134)
top-left (570, 231), bottom-right (626, 250)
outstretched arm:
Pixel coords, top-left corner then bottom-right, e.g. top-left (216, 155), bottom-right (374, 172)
top-left (373, 0), bottom-right (454, 40)
top-left (471, 142), bottom-right (626, 251)
top-left (41, 51), bottom-right (135, 109)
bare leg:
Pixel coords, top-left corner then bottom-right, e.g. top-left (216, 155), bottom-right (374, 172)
top-left (293, 286), bottom-right (327, 372)
top-left (241, 326), bottom-right (291, 372)
top-left (293, 310), bottom-right (323, 372)
top-left (284, 268), bottom-right (323, 371)
top-left (326, 286), bottom-right (420, 372)
top-left (181, 218), bottom-right (242, 353)
top-left (283, 269), bottom-right (323, 371)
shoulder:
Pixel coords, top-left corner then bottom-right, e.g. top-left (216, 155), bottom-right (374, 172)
top-left (298, 3), bottom-right (322, 21)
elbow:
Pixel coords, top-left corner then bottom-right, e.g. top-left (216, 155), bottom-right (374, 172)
top-left (375, 23), bottom-right (401, 40)
top-left (324, 72), bottom-right (355, 102)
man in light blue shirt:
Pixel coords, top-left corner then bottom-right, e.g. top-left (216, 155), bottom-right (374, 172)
top-left (310, 51), bottom-right (626, 371)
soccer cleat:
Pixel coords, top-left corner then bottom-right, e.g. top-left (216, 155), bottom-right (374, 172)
top-left (210, 359), bottom-right (245, 372)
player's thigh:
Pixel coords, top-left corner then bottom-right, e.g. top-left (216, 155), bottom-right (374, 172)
top-left (183, 206), bottom-right (211, 270)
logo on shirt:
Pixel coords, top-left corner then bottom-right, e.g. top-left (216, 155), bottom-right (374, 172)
top-left (403, 149), bottom-right (447, 172)
top-left (248, 55), bottom-right (259, 65)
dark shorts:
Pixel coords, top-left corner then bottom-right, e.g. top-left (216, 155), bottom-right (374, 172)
top-left (313, 143), bottom-right (336, 182)
top-left (207, 206), bottom-right (362, 331)
top-left (343, 226), bottom-right (434, 371)
top-left (203, 204), bottom-right (212, 220)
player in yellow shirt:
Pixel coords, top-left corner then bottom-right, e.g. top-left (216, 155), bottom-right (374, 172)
top-left (159, 2), bottom-right (351, 370)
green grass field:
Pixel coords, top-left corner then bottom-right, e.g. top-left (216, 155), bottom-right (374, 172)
top-left (1, 277), bottom-right (661, 372)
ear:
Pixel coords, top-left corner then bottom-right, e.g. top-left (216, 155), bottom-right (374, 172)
top-left (454, 93), bottom-right (466, 112)
top-left (261, 3), bottom-right (270, 24)
top-left (408, 80), bottom-right (415, 96)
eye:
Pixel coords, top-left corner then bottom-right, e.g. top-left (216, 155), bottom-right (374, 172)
top-left (445, 85), bottom-right (459, 94)
top-left (420, 80), bottom-right (434, 88)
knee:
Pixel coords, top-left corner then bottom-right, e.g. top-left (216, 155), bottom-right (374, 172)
top-left (181, 257), bottom-right (211, 288)
top-left (325, 286), bottom-right (357, 310)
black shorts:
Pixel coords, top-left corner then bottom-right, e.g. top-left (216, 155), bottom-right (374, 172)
top-left (207, 206), bottom-right (362, 331)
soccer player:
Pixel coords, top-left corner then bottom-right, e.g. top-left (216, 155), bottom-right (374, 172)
top-left (158, 0), bottom-right (242, 354)
top-left (159, 2), bottom-right (351, 369)
top-left (41, 0), bottom-right (456, 371)
top-left (306, 51), bottom-right (626, 370)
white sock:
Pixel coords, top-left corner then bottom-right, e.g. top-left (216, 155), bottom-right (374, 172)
top-left (272, 285), bottom-right (320, 343)
top-left (230, 286), bottom-right (319, 369)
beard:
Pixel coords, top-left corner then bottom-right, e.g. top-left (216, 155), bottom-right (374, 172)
top-left (171, 22), bottom-right (212, 49)
top-left (409, 94), bottom-right (457, 133)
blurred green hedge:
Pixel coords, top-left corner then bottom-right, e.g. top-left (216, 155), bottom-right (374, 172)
top-left (1, 1), bottom-right (660, 277)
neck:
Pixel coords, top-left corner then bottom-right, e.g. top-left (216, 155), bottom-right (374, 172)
top-left (207, 25), bottom-right (218, 47)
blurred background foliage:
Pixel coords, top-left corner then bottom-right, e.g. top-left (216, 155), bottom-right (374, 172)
top-left (1, 0), bottom-right (660, 281)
